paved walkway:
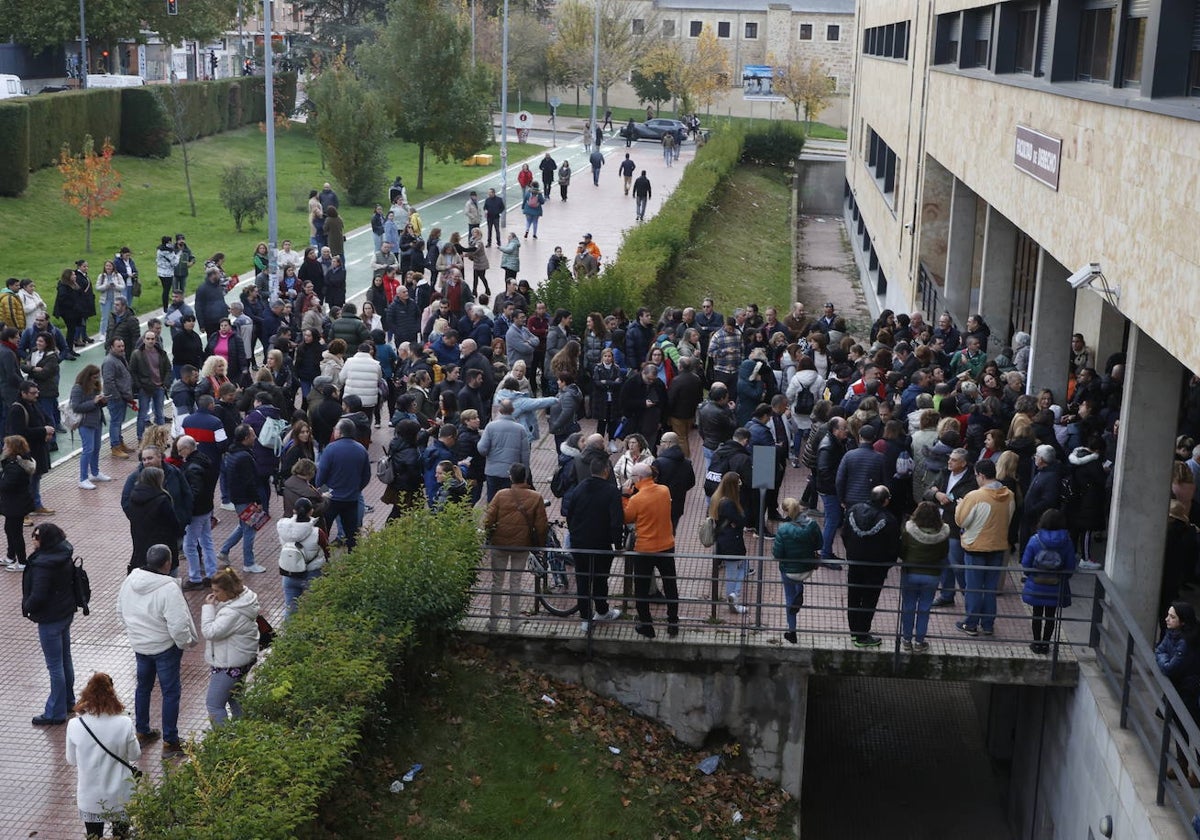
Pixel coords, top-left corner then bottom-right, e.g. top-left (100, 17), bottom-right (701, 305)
top-left (0, 134), bottom-right (694, 839)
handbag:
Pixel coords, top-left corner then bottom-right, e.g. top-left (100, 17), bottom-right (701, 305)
top-left (131, 277), bottom-right (143, 297)
top-left (256, 614), bottom-right (275, 649)
top-left (801, 476), bottom-right (819, 509)
top-left (238, 502), bottom-right (272, 531)
top-left (78, 717), bottom-right (143, 779)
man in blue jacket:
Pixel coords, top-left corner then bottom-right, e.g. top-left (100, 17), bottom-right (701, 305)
top-left (316, 418), bottom-right (372, 550)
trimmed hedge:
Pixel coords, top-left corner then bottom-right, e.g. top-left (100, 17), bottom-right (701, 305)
top-left (119, 88), bottom-right (171, 158)
top-left (0, 103), bottom-right (29, 196)
top-left (125, 505), bottom-right (481, 839)
top-left (24, 88), bottom-right (122, 169)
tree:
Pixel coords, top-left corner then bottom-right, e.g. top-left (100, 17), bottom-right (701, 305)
top-left (551, 0), bottom-right (658, 108)
top-left (688, 24), bottom-right (730, 114)
top-left (307, 56), bottom-right (391, 205)
top-left (0, 0), bottom-right (237, 54)
top-left (58, 135), bottom-right (122, 253)
top-left (155, 85), bottom-right (201, 218)
top-left (774, 57), bottom-right (835, 132)
top-left (358, 0), bottom-right (491, 190)
top-left (219, 164), bottom-right (267, 232)
top-left (630, 68), bottom-right (670, 115)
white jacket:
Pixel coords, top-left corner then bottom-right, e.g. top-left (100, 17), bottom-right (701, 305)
top-left (117, 569), bottom-right (198, 656)
top-left (201, 588), bottom-right (261, 669)
top-left (66, 713), bottom-right (140, 815)
top-left (338, 350), bottom-right (383, 408)
top-left (276, 516), bottom-right (325, 574)
top-left (785, 370), bottom-right (826, 430)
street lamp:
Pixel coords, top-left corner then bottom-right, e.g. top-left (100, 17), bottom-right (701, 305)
top-left (78, 0), bottom-right (88, 89)
top-left (263, 0), bottom-right (279, 280)
top-left (499, 0), bottom-right (509, 229)
top-left (588, 0), bottom-right (599, 143)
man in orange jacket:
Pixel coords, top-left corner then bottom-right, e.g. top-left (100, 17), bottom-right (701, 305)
top-left (622, 462), bottom-right (678, 638)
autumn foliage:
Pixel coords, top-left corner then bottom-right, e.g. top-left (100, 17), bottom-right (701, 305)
top-left (58, 134), bottom-right (122, 252)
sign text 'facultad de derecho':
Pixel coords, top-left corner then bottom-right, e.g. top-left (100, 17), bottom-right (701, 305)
top-left (1013, 125), bottom-right (1062, 191)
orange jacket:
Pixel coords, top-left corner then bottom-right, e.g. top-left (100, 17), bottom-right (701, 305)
top-left (622, 478), bottom-right (674, 553)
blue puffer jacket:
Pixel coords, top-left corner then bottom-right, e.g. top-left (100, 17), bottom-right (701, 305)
top-left (1020, 528), bottom-right (1076, 608)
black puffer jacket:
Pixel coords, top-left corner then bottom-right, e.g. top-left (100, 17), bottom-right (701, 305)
top-left (840, 501), bottom-right (900, 562)
top-left (21, 537), bottom-right (75, 624)
top-left (1067, 448), bottom-right (1108, 531)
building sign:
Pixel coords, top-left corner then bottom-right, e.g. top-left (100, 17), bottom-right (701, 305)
top-left (1013, 125), bottom-right (1061, 191)
top-left (742, 65), bottom-right (783, 101)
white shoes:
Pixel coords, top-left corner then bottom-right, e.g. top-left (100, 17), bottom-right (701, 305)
top-left (727, 594), bottom-right (747, 615)
top-left (220, 502), bottom-right (235, 511)
top-left (597, 608), bottom-right (621, 622)
top-left (244, 564), bottom-right (267, 574)
top-left (91, 472), bottom-right (112, 482)
top-left (79, 480), bottom-right (96, 490)
top-left (580, 620), bottom-right (590, 633)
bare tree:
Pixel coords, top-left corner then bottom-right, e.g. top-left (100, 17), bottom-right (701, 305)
top-left (155, 84), bottom-right (200, 217)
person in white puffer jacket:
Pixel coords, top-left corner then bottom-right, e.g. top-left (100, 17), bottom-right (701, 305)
top-left (276, 497), bottom-right (327, 617)
top-left (200, 566), bottom-right (260, 726)
top-left (338, 342), bottom-right (383, 409)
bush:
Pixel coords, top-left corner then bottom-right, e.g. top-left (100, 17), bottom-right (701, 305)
top-left (25, 90), bottom-right (115, 169)
top-left (126, 506), bottom-right (481, 839)
top-left (741, 122), bottom-right (806, 169)
top-left (219, 163), bottom-right (268, 232)
top-left (541, 265), bottom-right (639, 324)
top-left (307, 62), bottom-right (390, 205)
top-left (120, 88), bottom-right (171, 158)
top-left (0, 103), bottom-right (29, 196)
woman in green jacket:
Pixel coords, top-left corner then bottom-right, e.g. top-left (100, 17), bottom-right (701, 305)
top-left (898, 501), bottom-right (950, 652)
top-left (772, 497), bottom-right (822, 645)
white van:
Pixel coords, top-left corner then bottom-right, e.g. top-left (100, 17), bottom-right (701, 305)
top-left (86, 74), bottom-right (145, 89)
top-left (0, 74), bottom-right (26, 99)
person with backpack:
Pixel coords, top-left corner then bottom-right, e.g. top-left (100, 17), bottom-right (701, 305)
top-left (244, 392), bottom-right (285, 515)
top-left (21, 521), bottom-right (77, 725)
top-left (276, 497), bottom-right (328, 617)
top-left (1020, 509), bottom-right (1076, 654)
top-left (773, 497), bottom-right (822, 645)
top-left (786, 356), bottom-right (825, 466)
top-left (521, 183), bottom-right (544, 239)
top-left (383, 419), bottom-right (424, 518)
top-left (709, 471), bottom-right (749, 615)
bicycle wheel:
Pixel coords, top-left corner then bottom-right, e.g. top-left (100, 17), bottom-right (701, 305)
top-left (535, 546), bottom-right (578, 616)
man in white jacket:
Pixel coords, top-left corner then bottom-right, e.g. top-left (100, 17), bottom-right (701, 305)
top-left (338, 341), bottom-right (383, 410)
top-left (117, 544), bottom-right (198, 757)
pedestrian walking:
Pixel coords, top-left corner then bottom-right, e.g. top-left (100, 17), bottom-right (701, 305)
top-left (65, 673), bottom-right (140, 840)
top-left (583, 120), bottom-right (592, 153)
top-left (662, 131), bottom-right (675, 167)
top-left (557, 160), bottom-right (571, 201)
top-left (590, 149), bottom-right (604, 186)
top-left (618, 153), bottom-right (636, 195)
top-left (632, 170), bottom-right (652, 221)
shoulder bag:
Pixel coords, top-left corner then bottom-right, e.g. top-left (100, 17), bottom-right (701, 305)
top-left (78, 717), bottom-right (143, 779)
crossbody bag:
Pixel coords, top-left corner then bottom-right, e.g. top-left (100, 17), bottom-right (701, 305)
top-left (78, 717), bottom-right (143, 779)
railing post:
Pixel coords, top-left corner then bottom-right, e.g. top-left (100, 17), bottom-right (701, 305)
top-left (710, 557), bottom-right (719, 621)
top-left (1158, 697), bottom-right (1173, 806)
top-left (1089, 573), bottom-right (1105, 649)
top-left (754, 552), bottom-right (765, 630)
top-left (1120, 632), bottom-right (1135, 729)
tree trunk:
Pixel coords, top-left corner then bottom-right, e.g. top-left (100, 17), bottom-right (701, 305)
top-left (417, 142), bottom-right (426, 190)
top-left (180, 138), bottom-right (197, 216)
top-left (85, 218), bottom-right (92, 252)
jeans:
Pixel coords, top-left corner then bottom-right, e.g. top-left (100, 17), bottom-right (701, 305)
top-left (100, 298), bottom-right (113, 337)
top-left (325, 497), bottom-right (362, 550)
top-left (702, 446), bottom-right (715, 476)
top-left (662, 147), bottom-right (672, 166)
top-left (221, 502), bottom-right (257, 568)
top-left (206, 666), bottom-right (250, 725)
top-left (632, 551), bottom-right (679, 629)
top-left (780, 570), bottom-right (807, 631)
top-left (135, 646), bottom-right (183, 743)
top-left (900, 572), bottom-right (940, 642)
top-left (79, 426), bottom-right (100, 480)
top-left (724, 556), bottom-right (749, 599)
top-left (847, 559), bottom-right (891, 638)
top-left (591, 166), bottom-right (601, 185)
top-left (573, 551), bottom-right (614, 621)
top-left (486, 475), bottom-right (511, 502)
top-left (30, 471), bottom-right (42, 509)
top-left (108, 398), bottom-right (127, 448)
top-left (37, 616), bottom-right (74, 719)
top-left (963, 550), bottom-right (1006, 631)
top-left (137, 387), bottom-right (165, 439)
top-left (183, 513), bottom-right (218, 581)
top-left (938, 538), bottom-right (965, 602)
top-left (372, 233), bottom-right (383, 253)
top-left (635, 195), bottom-right (647, 219)
top-left (524, 216), bottom-right (539, 236)
top-left (283, 569), bottom-right (322, 617)
top-left (819, 493), bottom-right (842, 558)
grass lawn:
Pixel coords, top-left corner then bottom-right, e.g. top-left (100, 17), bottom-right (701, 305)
top-left (663, 164), bottom-right (793, 315)
top-left (515, 98), bottom-right (847, 141)
top-left (0, 125), bottom-right (539, 315)
top-left (303, 645), bottom-right (795, 839)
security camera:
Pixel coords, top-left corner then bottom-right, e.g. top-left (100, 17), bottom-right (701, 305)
top-left (1067, 262), bottom-right (1102, 290)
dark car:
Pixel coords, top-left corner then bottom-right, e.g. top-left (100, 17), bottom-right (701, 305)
top-left (619, 118), bottom-right (688, 142)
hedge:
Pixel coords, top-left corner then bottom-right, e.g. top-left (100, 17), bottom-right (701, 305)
top-left (0, 103), bottom-right (29, 196)
top-left (0, 72), bottom-right (298, 193)
top-left (125, 505), bottom-right (481, 839)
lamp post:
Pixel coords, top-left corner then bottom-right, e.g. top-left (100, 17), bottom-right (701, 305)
top-left (78, 0), bottom-right (88, 89)
top-left (499, 0), bottom-right (509, 230)
top-left (263, 0), bottom-right (278, 281)
top-left (588, 0), bottom-right (599, 145)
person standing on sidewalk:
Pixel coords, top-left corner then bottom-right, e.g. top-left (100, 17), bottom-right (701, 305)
top-left (2, 436), bottom-right (36, 572)
top-left (623, 461), bottom-right (679, 639)
top-left (483, 188), bottom-right (505, 248)
top-left (564, 456), bottom-right (624, 632)
top-left (538, 152), bottom-right (557, 194)
top-left (101, 338), bottom-right (134, 459)
top-left (65, 673), bottom-right (140, 840)
top-left (632, 170), bottom-right (652, 221)
top-left (661, 131), bottom-right (675, 167)
top-left (583, 120), bottom-right (592, 153)
top-left (954, 458), bottom-right (1015, 637)
top-left (618, 153), bottom-right (636, 195)
top-left (483, 462), bottom-right (547, 632)
top-left (22, 522), bottom-right (76, 725)
top-left (218, 425), bottom-right (267, 574)
top-left (464, 190), bottom-right (482, 237)
top-left (315, 418), bottom-right (372, 550)
top-left (589, 148), bottom-right (604, 186)
top-left (178, 435), bottom-right (219, 591)
top-left (117, 543), bottom-right (198, 757)
top-left (557, 160), bottom-right (572, 201)
top-left (624, 117), bottom-right (636, 147)
top-left (8, 380), bottom-right (54, 518)
top-left (69, 366), bottom-right (112, 491)
top-left (842, 485), bottom-right (901, 648)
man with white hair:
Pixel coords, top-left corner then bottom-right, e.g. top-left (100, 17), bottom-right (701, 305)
top-left (622, 461), bottom-right (678, 639)
top-left (1021, 444), bottom-right (1062, 550)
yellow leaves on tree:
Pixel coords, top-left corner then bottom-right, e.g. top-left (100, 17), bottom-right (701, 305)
top-left (58, 135), bottom-right (122, 253)
top-left (636, 24), bottom-right (730, 115)
top-left (773, 56), bottom-right (836, 133)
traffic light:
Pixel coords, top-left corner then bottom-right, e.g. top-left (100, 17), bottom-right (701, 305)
top-left (167, 0), bottom-right (178, 15)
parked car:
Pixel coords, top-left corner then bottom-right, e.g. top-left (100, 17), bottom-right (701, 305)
top-left (0, 74), bottom-right (26, 99)
top-left (619, 118), bottom-right (688, 142)
top-left (86, 74), bottom-right (145, 89)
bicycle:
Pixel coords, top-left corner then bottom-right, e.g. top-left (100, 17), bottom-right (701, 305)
top-left (528, 519), bottom-right (577, 616)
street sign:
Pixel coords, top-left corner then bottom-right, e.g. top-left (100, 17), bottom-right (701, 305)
top-left (751, 446), bottom-right (776, 490)
top-left (515, 110), bottom-right (532, 127)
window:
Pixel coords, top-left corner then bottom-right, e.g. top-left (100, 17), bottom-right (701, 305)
top-left (799, 23), bottom-right (813, 40)
top-left (863, 20), bottom-right (911, 59)
top-left (1121, 17), bottom-right (1145, 84)
top-left (1191, 2), bottom-right (1200, 96)
top-left (935, 13), bottom-right (960, 65)
top-left (1076, 7), bottom-right (1114, 82)
top-left (631, 18), bottom-right (644, 36)
top-left (717, 21), bottom-right (730, 38)
top-left (689, 20), bottom-right (702, 37)
top-left (663, 19), bottom-right (676, 38)
top-left (969, 8), bottom-right (993, 67)
top-left (745, 22), bottom-right (758, 39)
top-left (827, 24), bottom-right (841, 41)
top-left (1014, 8), bottom-right (1039, 73)
top-left (864, 125), bottom-right (898, 203)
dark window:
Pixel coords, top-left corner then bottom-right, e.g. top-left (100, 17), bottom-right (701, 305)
top-left (800, 23), bottom-right (813, 40)
top-left (935, 13), bottom-right (961, 65)
top-left (1015, 8), bottom-right (1039, 73)
top-left (970, 8), bottom-right (993, 67)
top-left (745, 22), bottom-right (758, 39)
top-left (1121, 17), bottom-right (1145, 85)
top-left (1076, 7), bottom-right (1114, 82)
top-left (896, 21), bottom-right (909, 59)
top-left (827, 24), bottom-right (841, 41)
top-left (631, 18), bottom-right (644, 36)
top-left (864, 126), bottom-right (898, 203)
top-left (717, 21), bottom-right (730, 38)
top-left (663, 20), bottom-right (676, 37)
top-left (862, 20), bottom-right (911, 59)
top-left (689, 20), bottom-right (702, 37)
top-left (1191, 2), bottom-right (1200, 96)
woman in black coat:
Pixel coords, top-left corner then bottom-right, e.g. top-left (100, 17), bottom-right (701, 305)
top-left (21, 521), bottom-right (77, 724)
top-left (0, 435), bottom-right (36, 568)
top-left (125, 467), bottom-right (183, 573)
top-left (1066, 436), bottom-right (1109, 570)
top-left (298, 248), bottom-right (326, 301)
top-left (292, 328), bottom-right (325, 404)
top-left (53, 269), bottom-right (88, 350)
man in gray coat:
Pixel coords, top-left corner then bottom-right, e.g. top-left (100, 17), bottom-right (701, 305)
top-left (477, 399), bottom-right (532, 501)
top-left (102, 338), bottom-right (135, 458)
top-left (505, 310), bottom-right (539, 370)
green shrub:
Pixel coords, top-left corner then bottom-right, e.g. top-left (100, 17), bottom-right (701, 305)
top-left (226, 81), bottom-right (243, 127)
top-left (0, 103), bottom-right (29, 196)
top-left (126, 506), bottom-right (481, 839)
top-left (541, 265), bottom-right (639, 323)
top-left (741, 122), bottom-right (806, 169)
top-left (119, 88), bottom-right (171, 158)
top-left (26, 91), bottom-right (97, 168)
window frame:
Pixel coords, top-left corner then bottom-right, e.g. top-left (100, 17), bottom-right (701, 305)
top-left (827, 24), bottom-right (841, 42)
top-left (688, 20), bottom-right (702, 38)
top-left (799, 23), bottom-right (813, 41)
top-left (744, 21), bottom-right (759, 40)
top-left (1076, 5), bottom-right (1116, 83)
top-left (717, 20), bottom-right (731, 39)
top-left (662, 19), bottom-right (676, 38)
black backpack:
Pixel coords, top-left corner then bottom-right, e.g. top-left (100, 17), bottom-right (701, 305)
top-left (550, 455), bottom-right (578, 498)
top-left (793, 384), bottom-right (816, 417)
top-left (72, 556), bottom-right (91, 617)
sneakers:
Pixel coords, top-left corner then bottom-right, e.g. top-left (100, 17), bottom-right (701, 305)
top-left (955, 621), bottom-right (979, 637)
top-left (852, 635), bottom-right (882, 648)
top-left (727, 594), bottom-right (747, 615)
top-left (31, 715), bottom-right (66, 726)
top-left (1078, 560), bottom-right (1102, 571)
top-left (220, 502), bottom-right (235, 511)
top-left (79, 480), bottom-right (97, 490)
top-left (136, 730), bottom-right (161, 746)
top-left (244, 564), bottom-right (267, 574)
top-left (901, 639), bottom-right (913, 652)
top-left (667, 623), bottom-right (679, 638)
top-left (598, 608), bottom-right (622, 622)
top-left (913, 641), bottom-right (930, 653)
top-left (217, 552), bottom-right (229, 564)
top-left (930, 598), bottom-right (955, 608)
top-left (182, 579), bottom-right (206, 591)
top-left (783, 630), bottom-right (798, 645)
top-left (1030, 642), bottom-right (1050, 654)
top-left (5, 560), bottom-right (25, 572)
top-left (91, 472), bottom-right (112, 482)
top-left (977, 627), bottom-right (994, 637)
top-left (580, 620), bottom-right (590, 633)
top-left (635, 624), bottom-right (656, 639)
